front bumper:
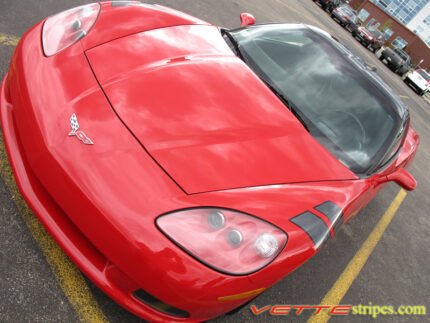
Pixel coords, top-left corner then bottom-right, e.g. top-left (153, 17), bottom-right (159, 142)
top-left (405, 75), bottom-right (428, 93)
top-left (1, 75), bottom-right (165, 320)
top-left (0, 23), bottom-right (268, 322)
top-left (381, 56), bottom-right (401, 70)
top-left (355, 33), bottom-right (369, 45)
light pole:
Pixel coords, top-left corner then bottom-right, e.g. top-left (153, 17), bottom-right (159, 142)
top-left (416, 59), bottom-right (424, 70)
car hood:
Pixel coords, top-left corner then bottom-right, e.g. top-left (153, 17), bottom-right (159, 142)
top-left (359, 27), bottom-right (373, 38)
top-left (86, 25), bottom-right (356, 194)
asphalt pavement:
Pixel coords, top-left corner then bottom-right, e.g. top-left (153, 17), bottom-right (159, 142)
top-left (0, 1), bottom-right (429, 322)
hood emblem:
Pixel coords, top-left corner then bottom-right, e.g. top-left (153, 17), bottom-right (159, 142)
top-left (68, 114), bottom-right (94, 145)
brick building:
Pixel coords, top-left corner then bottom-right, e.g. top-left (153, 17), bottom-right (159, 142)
top-left (349, 0), bottom-right (430, 69)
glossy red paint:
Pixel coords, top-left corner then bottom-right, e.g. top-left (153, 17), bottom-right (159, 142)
top-left (240, 13), bottom-right (256, 26)
top-left (0, 2), bottom-right (419, 322)
top-left (85, 24), bottom-right (357, 194)
top-left (80, 2), bottom-right (209, 50)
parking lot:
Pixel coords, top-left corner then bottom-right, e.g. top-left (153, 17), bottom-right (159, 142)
top-left (0, 0), bottom-right (429, 322)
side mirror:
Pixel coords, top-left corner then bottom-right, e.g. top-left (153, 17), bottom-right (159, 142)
top-left (387, 168), bottom-right (417, 191)
top-left (240, 13), bottom-right (256, 26)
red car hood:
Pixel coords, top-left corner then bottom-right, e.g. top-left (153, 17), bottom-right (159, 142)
top-left (86, 25), bottom-right (356, 194)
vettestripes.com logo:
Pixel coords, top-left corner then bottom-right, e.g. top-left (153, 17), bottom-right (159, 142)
top-left (250, 303), bottom-right (427, 318)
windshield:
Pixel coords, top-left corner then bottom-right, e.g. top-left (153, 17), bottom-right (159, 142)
top-left (230, 25), bottom-right (405, 175)
top-left (371, 29), bottom-right (383, 39)
top-left (339, 5), bottom-right (357, 18)
top-left (417, 69), bottom-right (430, 81)
top-left (339, 4), bottom-right (354, 13)
top-left (394, 48), bottom-right (409, 61)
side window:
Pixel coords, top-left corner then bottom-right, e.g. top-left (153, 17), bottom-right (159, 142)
top-left (392, 36), bottom-right (408, 49)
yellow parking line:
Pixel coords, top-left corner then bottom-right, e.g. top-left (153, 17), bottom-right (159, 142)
top-left (400, 95), bottom-right (410, 99)
top-left (308, 189), bottom-right (408, 323)
top-left (0, 132), bottom-right (108, 322)
top-left (0, 33), bottom-right (20, 46)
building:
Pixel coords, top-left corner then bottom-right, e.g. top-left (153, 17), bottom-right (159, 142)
top-left (407, 2), bottom-right (430, 45)
top-left (369, 0), bottom-right (430, 45)
top-left (350, 0), bottom-right (430, 69)
top-left (371, 0), bottom-right (429, 25)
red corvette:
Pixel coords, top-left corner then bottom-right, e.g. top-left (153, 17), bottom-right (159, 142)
top-left (0, 2), bottom-right (419, 322)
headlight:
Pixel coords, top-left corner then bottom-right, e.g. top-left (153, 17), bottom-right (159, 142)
top-left (42, 3), bottom-right (100, 56)
top-left (156, 208), bottom-right (287, 275)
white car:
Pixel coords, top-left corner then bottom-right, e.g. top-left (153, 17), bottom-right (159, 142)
top-left (404, 69), bottom-right (430, 96)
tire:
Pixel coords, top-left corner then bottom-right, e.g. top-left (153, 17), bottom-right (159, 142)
top-left (379, 56), bottom-right (384, 61)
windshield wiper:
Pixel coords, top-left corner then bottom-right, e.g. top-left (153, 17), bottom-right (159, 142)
top-left (221, 29), bottom-right (244, 60)
top-left (260, 78), bottom-right (310, 132)
top-left (220, 30), bottom-right (310, 133)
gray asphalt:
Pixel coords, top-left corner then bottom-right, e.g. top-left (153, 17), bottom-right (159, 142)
top-left (0, 1), bottom-right (429, 322)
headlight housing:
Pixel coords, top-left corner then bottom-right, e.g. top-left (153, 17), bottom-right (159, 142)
top-left (156, 208), bottom-right (287, 275)
top-left (42, 3), bottom-right (100, 56)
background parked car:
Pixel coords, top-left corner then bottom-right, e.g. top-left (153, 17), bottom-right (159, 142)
top-left (330, 4), bottom-right (359, 31)
top-left (352, 26), bottom-right (385, 52)
top-left (313, 0), bottom-right (343, 13)
top-left (379, 47), bottom-right (411, 75)
top-left (404, 69), bottom-right (430, 96)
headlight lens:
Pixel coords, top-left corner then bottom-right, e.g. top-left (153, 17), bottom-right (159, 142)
top-left (42, 3), bottom-right (100, 56)
top-left (156, 208), bottom-right (287, 275)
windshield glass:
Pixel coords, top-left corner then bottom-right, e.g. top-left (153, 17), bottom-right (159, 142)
top-left (339, 4), bottom-right (354, 13)
top-left (350, 14), bottom-right (358, 23)
top-left (417, 69), bottom-right (430, 81)
top-left (394, 48), bottom-right (409, 61)
top-left (371, 29), bottom-right (383, 38)
top-left (339, 5), bottom-right (357, 19)
top-left (231, 25), bottom-right (404, 174)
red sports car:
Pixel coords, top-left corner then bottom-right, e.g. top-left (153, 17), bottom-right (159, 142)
top-left (0, 2), bottom-right (419, 322)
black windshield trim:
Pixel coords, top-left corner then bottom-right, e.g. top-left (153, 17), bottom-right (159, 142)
top-left (227, 24), bottom-right (409, 176)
